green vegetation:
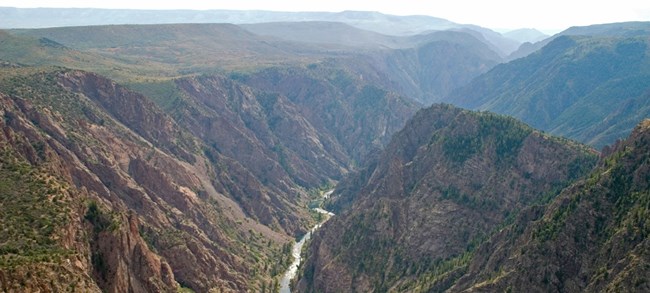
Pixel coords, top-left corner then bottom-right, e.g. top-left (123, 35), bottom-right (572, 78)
top-left (85, 201), bottom-right (120, 234)
top-left (396, 252), bottom-right (473, 292)
top-left (440, 185), bottom-right (499, 210)
top-left (301, 103), bottom-right (601, 292)
top-left (0, 67), bottom-right (95, 123)
top-left (306, 184), bottom-right (336, 211)
top-left (450, 35), bottom-right (650, 149)
top-left (450, 120), bottom-right (650, 291)
top-left (7, 24), bottom-right (321, 83)
top-left (177, 286), bottom-right (196, 293)
top-left (442, 111), bottom-right (532, 164)
top-left (535, 126), bottom-right (650, 242)
top-left (0, 147), bottom-right (76, 268)
top-left (125, 79), bottom-right (183, 112)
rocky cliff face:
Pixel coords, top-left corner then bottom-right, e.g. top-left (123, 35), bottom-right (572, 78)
top-left (0, 89), bottom-right (175, 292)
top-left (175, 74), bottom-right (348, 189)
top-left (449, 119), bottom-right (650, 292)
top-left (297, 104), bottom-right (597, 292)
top-left (373, 31), bottom-right (503, 104)
top-left (166, 71), bottom-right (420, 234)
top-left (0, 68), bottom-right (296, 292)
top-left (0, 46), bottom-right (424, 291)
top-left (233, 65), bottom-right (421, 164)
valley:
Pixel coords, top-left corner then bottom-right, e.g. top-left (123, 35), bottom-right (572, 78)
top-left (0, 6), bottom-right (649, 293)
top-left (280, 190), bottom-right (335, 293)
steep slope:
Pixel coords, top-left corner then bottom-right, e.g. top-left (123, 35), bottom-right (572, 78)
top-left (125, 66), bottom-right (421, 193)
top-left (377, 31), bottom-right (503, 103)
top-left (173, 74), bottom-right (350, 188)
top-left (0, 139), bottom-right (105, 292)
top-left (231, 65), bottom-right (422, 163)
top-left (451, 119), bottom-right (650, 292)
top-left (0, 67), bottom-right (302, 292)
top-left (297, 104), bottom-right (597, 292)
top-left (449, 34), bottom-right (650, 149)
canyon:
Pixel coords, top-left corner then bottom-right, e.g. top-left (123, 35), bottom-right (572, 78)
top-left (0, 9), bottom-right (649, 293)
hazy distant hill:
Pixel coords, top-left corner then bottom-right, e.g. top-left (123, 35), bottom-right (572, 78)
top-left (503, 28), bottom-right (548, 43)
top-left (11, 23), bottom-right (319, 73)
top-left (9, 24), bottom-right (502, 105)
top-left (0, 8), bottom-right (456, 32)
top-left (508, 21), bottom-right (650, 60)
top-left (379, 30), bottom-right (503, 103)
top-left (241, 21), bottom-right (409, 49)
top-left (0, 7), bottom-right (521, 56)
top-left (561, 21), bottom-right (650, 37)
top-left (449, 34), bottom-right (650, 149)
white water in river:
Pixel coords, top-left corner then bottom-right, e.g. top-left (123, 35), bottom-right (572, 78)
top-left (279, 190), bottom-right (335, 293)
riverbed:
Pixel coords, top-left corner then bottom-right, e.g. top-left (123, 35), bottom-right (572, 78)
top-left (279, 190), bottom-right (335, 293)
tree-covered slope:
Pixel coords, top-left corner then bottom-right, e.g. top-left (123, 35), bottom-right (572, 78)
top-left (448, 35), bottom-right (650, 149)
top-left (451, 119), bottom-right (650, 292)
top-left (297, 104), bottom-right (597, 292)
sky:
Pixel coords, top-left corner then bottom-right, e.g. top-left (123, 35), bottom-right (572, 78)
top-left (2, 0), bottom-right (650, 32)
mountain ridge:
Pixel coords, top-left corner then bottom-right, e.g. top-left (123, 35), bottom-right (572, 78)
top-left (0, 7), bottom-right (522, 56)
top-left (448, 33), bottom-right (650, 149)
top-left (0, 67), bottom-right (310, 291)
top-left (449, 118), bottom-right (650, 292)
top-left (298, 104), bottom-right (597, 292)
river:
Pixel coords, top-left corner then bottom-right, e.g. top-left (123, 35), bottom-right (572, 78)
top-left (279, 190), bottom-right (335, 293)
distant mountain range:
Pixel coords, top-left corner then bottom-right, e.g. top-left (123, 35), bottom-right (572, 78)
top-left (503, 28), bottom-right (548, 43)
top-left (0, 7), bottom-right (524, 56)
top-left (508, 21), bottom-right (650, 60)
top-left (5, 22), bottom-right (503, 105)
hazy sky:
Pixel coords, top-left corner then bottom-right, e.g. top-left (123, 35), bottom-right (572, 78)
top-left (3, 0), bottom-right (650, 32)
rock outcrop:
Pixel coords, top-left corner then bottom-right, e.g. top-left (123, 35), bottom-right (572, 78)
top-left (0, 69), bottom-right (293, 292)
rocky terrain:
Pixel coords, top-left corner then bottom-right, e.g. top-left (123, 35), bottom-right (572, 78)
top-left (0, 23), bottom-right (424, 291)
top-left (0, 68), bottom-right (301, 292)
top-left (298, 104), bottom-right (598, 292)
top-left (449, 119), bottom-right (650, 292)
